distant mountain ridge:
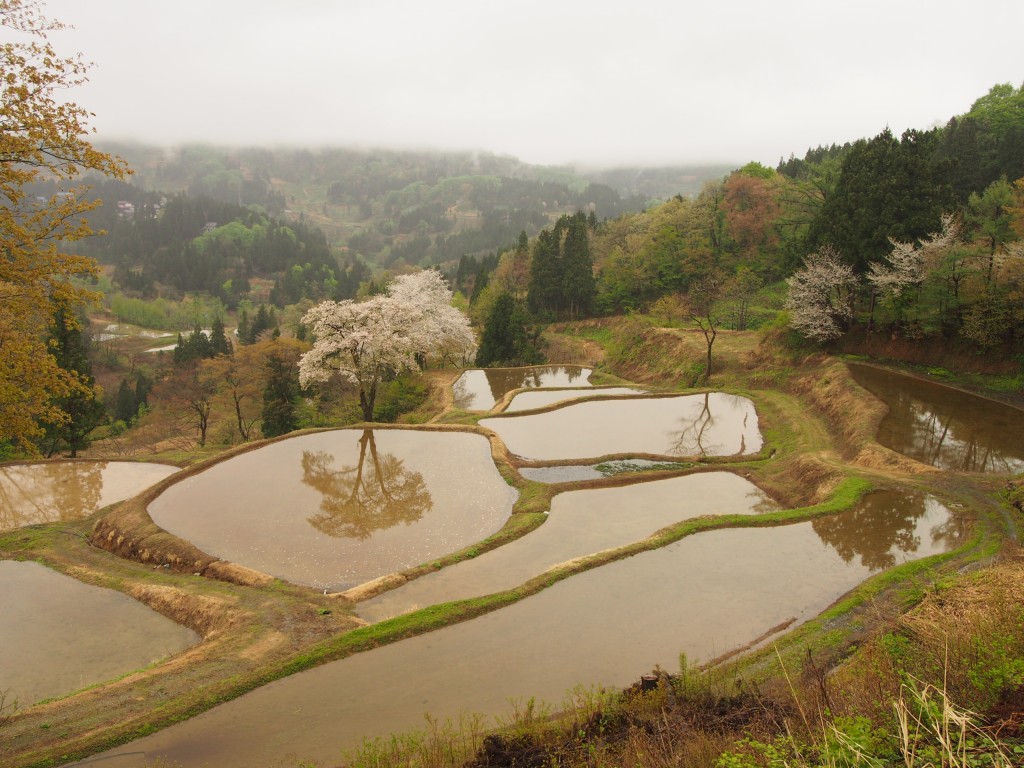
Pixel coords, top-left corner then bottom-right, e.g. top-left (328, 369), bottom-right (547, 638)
top-left (98, 142), bottom-right (733, 268)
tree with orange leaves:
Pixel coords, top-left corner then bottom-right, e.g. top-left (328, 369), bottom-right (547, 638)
top-left (0, 0), bottom-right (128, 452)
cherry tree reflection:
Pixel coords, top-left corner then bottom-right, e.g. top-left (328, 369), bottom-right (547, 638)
top-left (301, 430), bottom-right (432, 539)
top-left (812, 491), bottom-right (957, 571)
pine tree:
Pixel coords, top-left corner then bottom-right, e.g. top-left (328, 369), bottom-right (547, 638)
top-left (114, 378), bottom-right (136, 424)
top-left (476, 293), bottom-right (542, 367)
top-left (39, 310), bottom-right (107, 457)
top-left (236, 309), bottom-right (252, 345)
top-left (262, 348), bottom-right (301, 437)
top-left (527, 229), bottom-right (561, 316)
top-left (561, 214), bottom-right (595, 319)
top-left (209, 316), bottom-right (232, 355)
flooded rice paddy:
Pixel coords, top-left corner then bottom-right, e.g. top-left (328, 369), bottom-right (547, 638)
top-left (85, 490), bottom-right (962, 768)
top-left (453, 366), bottom-right (593, 411)
top-left (848, 363), bottom-right (1024, 472)
top-left (358, 472), bottom-right (777, 622)
top-left (149, 429), bottom-right (517, 590)
top-left (0, 560), bottom-right (199, 706)
top-left (0, 461), bottom-right (178, 531)
top-left (480, 392), bottom-right (762, 460)
top-left (518, 459), bottom-right (691, 484)
top-left (504, 386), bottom-right (647, 412)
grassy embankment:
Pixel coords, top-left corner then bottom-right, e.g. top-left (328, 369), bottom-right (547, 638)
top-left (2, 315), bottom-right (1021, 767)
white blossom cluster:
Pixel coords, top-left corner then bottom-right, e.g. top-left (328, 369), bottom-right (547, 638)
top-left (784, 246), bottom-right (856, 342)
top-left (299, 270), bottom-right (477, 394)
top-left (867, 213), bottom-right (960, 298)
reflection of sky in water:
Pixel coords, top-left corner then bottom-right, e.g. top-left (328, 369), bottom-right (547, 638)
top-left (0, 561), bottom-right (199, 705)
top-left (481, 393), bottom-right (762, 461)
top-left (0, 461), bottom-right (178, 531)
top-left (358, 471), bottom-right (777, 622)
top-left (849, 363), bottom-right (1024, 472)
top-left (92, 493), bottom-right (965, 768)
top-left (505, 387), bottom-right (646, 412)
top-left (453, 366), bottom-right (593, 411)
top-left (150, 429), bottom-right (516, 590)
top-left (519, 459), bottom-right (689, 484)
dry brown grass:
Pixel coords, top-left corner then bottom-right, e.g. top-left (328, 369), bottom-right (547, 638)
top-left (826, 554), bottom-right (1024, 727)
top-left (788, 359), bottom-right (888, 458)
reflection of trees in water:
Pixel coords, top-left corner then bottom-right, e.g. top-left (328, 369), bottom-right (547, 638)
top-left (483, 366), bottom-right (587, 404)
top-left (812, 492), bottom-right (936, 570)
top-left (667, 397), bottom-right (749, 456)
top-left (853, 365), bottom-right (1024, 473)
top-left (0, 463), bottom-right (104, 530)
top-left (670, 392), bottom-right (714, 456)
top-left (913, 407), bottom-right (1021, 473)
top-left (301, 430), bottom-right (432, 539)
top-left (451, 374), bottom-right (473, 410)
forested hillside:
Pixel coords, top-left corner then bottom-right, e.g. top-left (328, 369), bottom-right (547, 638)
top-left (98, 143), bottom-right (729, 271)
top-left (470, 82), bottom-right (1024, 367)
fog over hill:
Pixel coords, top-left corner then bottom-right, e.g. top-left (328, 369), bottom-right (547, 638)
top-left (45, 0), bottom-right (1023, 168)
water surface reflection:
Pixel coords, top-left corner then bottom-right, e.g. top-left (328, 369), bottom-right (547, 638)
top-left (0, 461), bottom-right (178, 531)
top-left (505, 387), bottom-right (646, 412)
top-left (453, 366), bottom-right (592, 411)
top-left (358, 472), bottom-right (776, 622)
top-left (848, 363), bottom-right (1024, 472)
top-left (302, 431), bottom-right (431, 539)
top-left (149, 429), bottom-right (516, 590)
top-left (0, 560), bottom-right (199, 705)
top-left (813, 490), bottom-right (962, 569)
top-left (84, 493), bottom-right (961, 768)
top-left (480, 392), bottom-right (762, 461)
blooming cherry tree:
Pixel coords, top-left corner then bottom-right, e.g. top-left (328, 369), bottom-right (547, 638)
top-left (867, 213), bottom-right (960, 298)
top-left (299, 270), bottom-right (476, 421)
top-left (785, 246), bottom-right (857, 342)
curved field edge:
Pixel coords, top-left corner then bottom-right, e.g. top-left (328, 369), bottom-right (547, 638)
top-left (4, 465), bottom-right (997, 768)
top-left (0, 332), bottom-right (1015, 767)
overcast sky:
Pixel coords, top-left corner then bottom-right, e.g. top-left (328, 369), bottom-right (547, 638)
top-left (40, 0), bottom-right (1024, 169)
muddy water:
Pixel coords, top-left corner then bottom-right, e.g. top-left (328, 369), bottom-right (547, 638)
top-left (519, 464), bottom-right (606, 482)
top-left (480, 392), bottom-right (762, 461)
top-left (149, 429), bottom-right (517, 591)
top-left (453, 366), bottom-right (593, 411)
top-left (519, 459), bottom-right (690, 484)
top-left (0, 560), bottom-right (199, 706)
top-left (358, 472), bottom-right (777, 622)
top-left (505, 387), bottom-right (646, 412)
top-left (0, 461), bottom-right (178, 531)
top-left (82, 491), bottom-right (961, 768)
top-left (848, 363), bottom-right (1024, 473)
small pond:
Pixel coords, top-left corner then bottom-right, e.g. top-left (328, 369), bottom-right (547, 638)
top-left (848, 363), bottom-right (1024, 473)
top-left (453, 366), bottom-right (593, 411)
top-left (0, 560), bottom-right (199, 706)
top-left (149, 429), bottom-right (517, 591)
top-left (84, 490), bottom-right (962, 768)
top-left (504, 387), bottom-right (647, 413)
top-left (480, 392), bottom-right (762, 461)
top-left (519, 459), bottom-right (691, 484)
top-left (358, 471), bottom-right (777, 622)
top-left (0, 461), bottom-right (179, 531)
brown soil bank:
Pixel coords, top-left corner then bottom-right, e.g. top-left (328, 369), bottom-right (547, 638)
top-left (0, 518), bottom-right (362, 768)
